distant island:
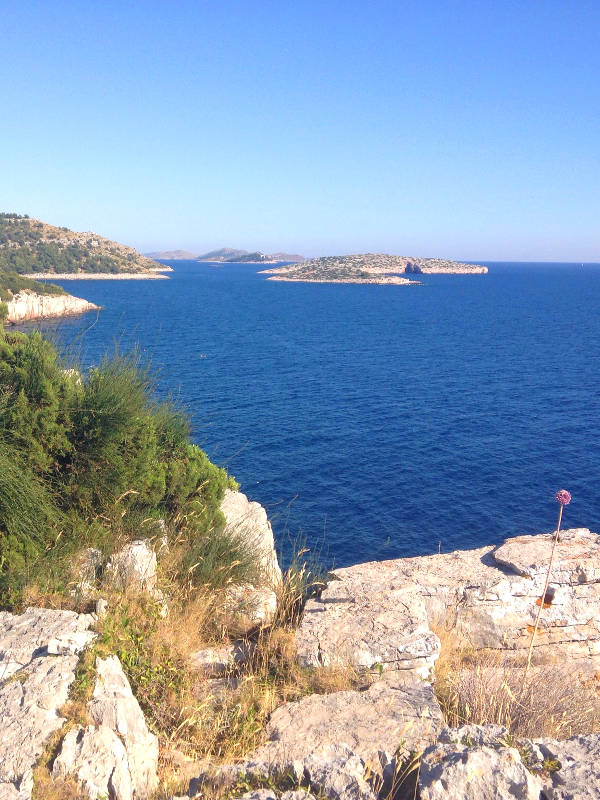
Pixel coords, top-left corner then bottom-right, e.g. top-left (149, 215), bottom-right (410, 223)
top-left (261, 253), bottom-right (488, 284)
top-left (145, 247), bottom-right (306, 263)
top-left (0, 213), bottom-right (169, 278)
top-left (145, 249), bottom-right (199, 260)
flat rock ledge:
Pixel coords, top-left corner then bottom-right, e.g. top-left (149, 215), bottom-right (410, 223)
top-left (296, 527), bottom-right (600, 676)
top-left (0, 607), bottom-right (96, 799)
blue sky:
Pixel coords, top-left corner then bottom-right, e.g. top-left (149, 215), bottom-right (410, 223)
top-left (2, 0), bottom-right (598, 260)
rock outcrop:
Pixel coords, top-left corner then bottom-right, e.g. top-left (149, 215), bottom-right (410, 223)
top-left (221, 490), bottom-right (282, 586)
top-left (105, 540), bottom-right (158, 595)
top-left (0, 608), bottom-right (96, 799)
top-left (220, 490), bottom-right (282, 628)
top-left (54, 656), bottom-right (159, 799)
top-left (248, 673), bottom-right (442, 776)
top-left (296, 527), bottom-right (600, 675)
top-left (6, 289), bottom-right (100, 322)
top-left (419, 725), bottom-right (600, 800)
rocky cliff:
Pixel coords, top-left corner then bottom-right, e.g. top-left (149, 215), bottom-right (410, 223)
top-left (6, 289), bottom-right (100, 322)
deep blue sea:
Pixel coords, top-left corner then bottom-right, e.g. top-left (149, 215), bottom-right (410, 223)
top-left (19, 261), bottom-right (600, 568)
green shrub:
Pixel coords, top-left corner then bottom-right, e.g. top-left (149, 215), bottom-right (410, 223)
top-left (0, 331), bottom-right (241, 608)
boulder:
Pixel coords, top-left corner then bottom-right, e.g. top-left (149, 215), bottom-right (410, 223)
top-left (419, 725), bottom-right (542, 800)
top-left (301, 744), bottom-right (377, 800)
top-left (189, 641), bottom-right (253, 675)
top-left (53, 655), bottom-right (158, 799)
top-left (105, 540), bottom-right (157, 594)
top-left (225, 584), bottom-right (278, 629)
top-left (493, 528), bottom-right (600, 583)
top-left (221, 490), bottom-right (282, 586)
top-left (0, 608), bottom-right (96, 799)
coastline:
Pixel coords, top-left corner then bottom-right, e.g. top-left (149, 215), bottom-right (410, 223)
top-left (6, 290), bottom-right (101, 323)
top-left (266, 275), bottom-right (421, 285)
top-left (23, 269), bottom-right (171, 280)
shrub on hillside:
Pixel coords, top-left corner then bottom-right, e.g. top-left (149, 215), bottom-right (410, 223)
top-left (0, 331), bottom-right (236, 606)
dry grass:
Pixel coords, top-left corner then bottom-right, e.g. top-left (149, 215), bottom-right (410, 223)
top-left (432, 622), bottom-right (600, 740)
top-left (24, 538), bottom-right (359, 797)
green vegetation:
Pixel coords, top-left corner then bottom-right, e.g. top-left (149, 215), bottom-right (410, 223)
top-left (0, 270), bottom-right (66, 300)
top-left (0, 212), bottom-right (159, 275)
top-left (0, 330), bottom-right (239, 606)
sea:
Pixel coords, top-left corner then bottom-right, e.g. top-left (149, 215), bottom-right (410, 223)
top-left (19, 260), bottom-right (600, 569)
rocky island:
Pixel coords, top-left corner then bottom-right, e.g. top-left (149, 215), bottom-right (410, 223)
top-left (261, 253), bottom-right (488, 284)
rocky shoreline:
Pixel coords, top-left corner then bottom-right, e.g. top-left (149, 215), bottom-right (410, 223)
top-left (1, 496), bottom-right (598, 799)
top-left (5, 289), bottom-right (101, 323)
top-left (23, 266), bottom-right (172, 280)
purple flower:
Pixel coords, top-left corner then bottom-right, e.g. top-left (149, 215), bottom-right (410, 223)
top-left (555, 489), bottom-right (571, 506)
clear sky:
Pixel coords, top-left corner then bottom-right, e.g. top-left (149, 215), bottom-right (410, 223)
top-left (2, 0), bottom-right (598, 260)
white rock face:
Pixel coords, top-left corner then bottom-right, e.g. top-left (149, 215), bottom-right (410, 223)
top-left (221, 490), bottom-right (282, 586)
top-left (53, 725), bottom-right (132, 800)
top-left (419, 725), bottom-right (600, 800)
top-left (0, 608), bottom-right (96, 799)
top-left (531, 733), bottom-right (600, 799)
top-left (296, 528), bottom-right (600, 675)
top-left (105, 540), bottom-right (157, 594)
top-left (5, 290), bottom-right (99, 323)
top-left (419, 725), bottom-right (542, 800)
top-left (54, 655), bottom-right (159, 799)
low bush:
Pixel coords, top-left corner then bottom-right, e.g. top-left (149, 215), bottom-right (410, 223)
top-left (0, 330), bottom-right (238, 606)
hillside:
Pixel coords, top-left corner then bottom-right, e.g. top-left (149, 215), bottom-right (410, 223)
top-left (0, 213), bottom-right (163, 275)
top-left (224, 251), bottom-right (306, 263)
top-left (145, 249), bottom-right (199, 259)
top-left (196, 247), bottom-right (250, 261)
top-left (261, 253), bottom-right (488, 283)
top-left (195, 247), bottom-right (306, 263)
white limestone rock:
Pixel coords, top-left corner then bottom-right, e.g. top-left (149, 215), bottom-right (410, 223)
top-left (296, 575), bottom-right (439, 678)
top-left (530, 732), bottom-right (600, 799)
top-left (0, 608), bottom-right (95, 799)
top-left (225, 584), bottom-right (278, 629)
top-left (105, 540), bottom-right (157, 594)
top-left (189, 641), bottom-right (253, 675)
top-left (5, 290), bottom-right (99, 323)
top-left (221, 490), bottom-right (282, 586)
top-left (298, 528), bottom-right (600, 675)
top-left (249, 674), bottom-right (442, 775)
top-left (419, 725), bottom-right (542, 800)
top-left (301, 744), bottom-right (377, 800)
top-left (493, 528), bottom-right (600, 583)
top-left (87, 656), bottom-right (159, 798)
top-left (53, 725), bottom-right (132, 800)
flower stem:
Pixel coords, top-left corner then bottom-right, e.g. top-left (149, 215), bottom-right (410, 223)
top-left (523, 505), bottom-right (563, 685)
